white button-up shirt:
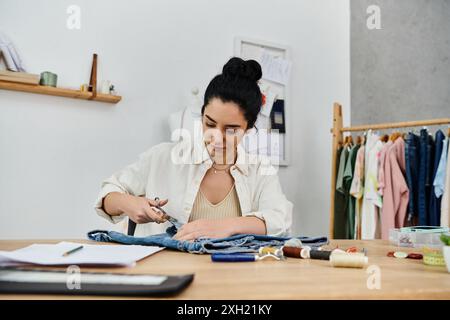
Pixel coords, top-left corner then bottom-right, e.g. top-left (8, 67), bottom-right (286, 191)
top-left (94, 138), bottom-right (293, 237)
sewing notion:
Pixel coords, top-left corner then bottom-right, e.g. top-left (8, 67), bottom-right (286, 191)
top-left (329, 252), bottom-right (368, 268)
top-left (389, 226), bottom-right (449, 248)
top-left (280, 238), bottom-right (370, 268)
top-left (211, 253), bottom-right (281, 262)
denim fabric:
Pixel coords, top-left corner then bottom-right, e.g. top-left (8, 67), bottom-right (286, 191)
top-left (418, 129), bottom-right (435, 225)
top-left (87, 227), bottom-right (329, 254)
top-left (405, 133), bottom-right (420, 223)
top-left (429, 130), bottom-right (445, 226)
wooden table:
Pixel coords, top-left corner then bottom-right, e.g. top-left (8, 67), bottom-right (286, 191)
top-left (0, 239), bottom-right (449, 299)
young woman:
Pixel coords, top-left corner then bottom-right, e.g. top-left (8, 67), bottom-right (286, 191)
top-left (94, 57), bottom-right (292, 240)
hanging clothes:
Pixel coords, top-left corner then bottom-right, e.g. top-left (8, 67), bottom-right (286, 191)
top-left (434, 137), bottom-right (448, 198)
top-left (350, 145), bottom-right (365, 239)
top-left (343, 144), bottom-right (360, 239)
top-left (332, 119), bottom-right (450, 237)
top-left (378, 140), bottom-right (393, 197)
top-left (440, 136), bottom-right (450, 227)
top-left (361, 130), bottom-right (384, 239)
top-left (334, 146), bottom-right (348, 239)
top-left (429, 130), bottom-right (446, 226)
top-left (418, 129), bottom-right (435, 225)
top-left (405, 132), bottom-right (420, 225)
top-left (381, 137), bottom-right (409, 239)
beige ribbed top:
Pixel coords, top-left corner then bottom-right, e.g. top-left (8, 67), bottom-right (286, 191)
top-left (189, 185), bottom-right (242, 221)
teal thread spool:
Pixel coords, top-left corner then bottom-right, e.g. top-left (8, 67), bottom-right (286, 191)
top-left (39, 71), bottom-right (58, 87)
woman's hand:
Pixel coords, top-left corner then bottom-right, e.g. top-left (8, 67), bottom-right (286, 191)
top-left (104, 192), bottom-right (168, 224)
top-left (173, 216), bottom-right (267, 241)
top-left (173, 219), bottom-right (235, 241)
top-left (123, 194), bottom-right (168, 224)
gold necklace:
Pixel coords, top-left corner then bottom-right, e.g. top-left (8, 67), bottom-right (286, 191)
top-left (211, 163), bottom-right (231, 174)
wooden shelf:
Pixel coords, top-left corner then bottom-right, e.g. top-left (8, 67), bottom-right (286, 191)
top-left (0, 80), bottom-right (121, 104)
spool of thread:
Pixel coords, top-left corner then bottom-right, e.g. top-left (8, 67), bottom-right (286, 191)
top-left (310, 249), bottom-right (332, 260)
top-left (282, 246), bottom-right (302, 258)
top-left (407, 253), bottom-right (423, 260)
top-left (330, 252), bottom-right (368, 268)
top-left (300, 246), bottom-right (311, 259)
top-left (39, 71), bottom-right (58, 87)
top-left (259, 247), bottom-right (283, 257)
top-left (284, 238), bottom-right (303, 248)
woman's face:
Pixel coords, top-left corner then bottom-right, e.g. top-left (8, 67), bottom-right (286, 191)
top-left (202, 98), bottom-right (248, 164)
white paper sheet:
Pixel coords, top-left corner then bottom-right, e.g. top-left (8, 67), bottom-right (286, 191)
top-left (0, 242), bottom-right (164, 267)
top-left (255, 113), bottom-right (270, 130)
top-left (260, 89), bottom-right (277, 117)
top-left (241, 44), bottom-right (263, 61)
top-left (260, 50), bottom-right (292, 85)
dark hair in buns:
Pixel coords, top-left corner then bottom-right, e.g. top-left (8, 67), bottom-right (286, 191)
top-left (202, 57), bottom-right (263, 129)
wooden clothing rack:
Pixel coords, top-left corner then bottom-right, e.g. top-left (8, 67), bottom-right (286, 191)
top-left (329, 103), bottom-right (450, 239)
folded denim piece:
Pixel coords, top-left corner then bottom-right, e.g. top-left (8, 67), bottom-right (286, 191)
top-left (87, 226), bottom-right (328, 254)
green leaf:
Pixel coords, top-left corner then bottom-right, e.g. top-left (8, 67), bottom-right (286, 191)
top-left (441, 233), bottom-right (450, 246)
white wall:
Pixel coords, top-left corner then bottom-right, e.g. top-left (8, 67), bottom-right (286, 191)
top-left (0, 0), bottom-right (350, 239)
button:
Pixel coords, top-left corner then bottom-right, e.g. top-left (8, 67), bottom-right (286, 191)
top-left (407, 253), bottom-right (423, 260)
top-left (393, 251), bottom-right (408, 259)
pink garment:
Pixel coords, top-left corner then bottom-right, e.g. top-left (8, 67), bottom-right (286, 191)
top-left (378, 141), bottom-right (393, 197)
top-left (381, 138), bottom-right (409, 240)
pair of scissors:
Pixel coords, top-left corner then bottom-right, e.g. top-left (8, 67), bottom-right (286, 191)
top-left (152, 197), bottom-right (182, 229)
top-left (127, 197), bottom-right (182, 236)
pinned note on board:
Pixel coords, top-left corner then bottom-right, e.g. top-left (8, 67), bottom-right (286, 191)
top-left (260, 50), bottom-right (292, 85)
top-left (260, 88), bottom-right (278, 117)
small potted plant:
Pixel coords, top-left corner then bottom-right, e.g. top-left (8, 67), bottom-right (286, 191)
top-left (441, 233), bottom-right (450, 273)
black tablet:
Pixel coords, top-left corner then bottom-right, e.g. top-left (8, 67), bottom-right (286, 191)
top-left (0, 268), bottom-right (194, 297)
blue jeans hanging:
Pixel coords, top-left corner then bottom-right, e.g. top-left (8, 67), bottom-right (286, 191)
top-left (87, 227), bottom-right (329, 254)
top-left (418, 129), bottom-right (434, 225)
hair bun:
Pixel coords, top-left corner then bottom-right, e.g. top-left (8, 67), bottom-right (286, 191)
top-left (222, 57), bottom-right (262, 82)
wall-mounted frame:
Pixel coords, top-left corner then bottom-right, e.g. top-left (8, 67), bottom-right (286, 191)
top-left (234, 36), bottom-right (291, 166)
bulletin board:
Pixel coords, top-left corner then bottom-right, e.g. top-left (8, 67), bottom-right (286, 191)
top-left (234, 37), bottom-right (291, 166)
